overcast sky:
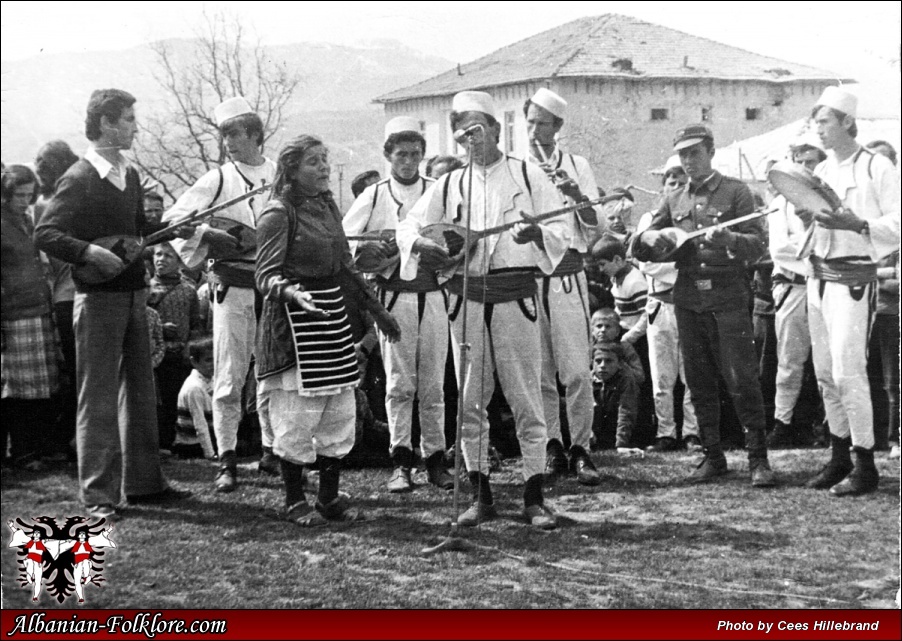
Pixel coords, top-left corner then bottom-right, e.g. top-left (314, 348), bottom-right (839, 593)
top-left (1, 0), bottom-right (899, 87)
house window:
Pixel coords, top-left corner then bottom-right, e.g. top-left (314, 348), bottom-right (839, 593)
top-left (504, 111), bottom-right (515, 154)
top-left (701, 107), bottom-right (712, 122)
top-left (651, 108), bottom-right (669, 121)
top-left (746, 108), bottom-right (761, 121)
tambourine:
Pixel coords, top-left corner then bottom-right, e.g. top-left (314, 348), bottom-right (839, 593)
top-left (767, 159), bottom-right (845, 258)
top-left (767, 160), bottom-right (842, 214)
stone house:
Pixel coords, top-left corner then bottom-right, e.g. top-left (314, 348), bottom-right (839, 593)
top-left (374, 14), bottom-right (851, 192)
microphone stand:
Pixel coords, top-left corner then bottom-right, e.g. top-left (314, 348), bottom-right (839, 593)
top-left (422, 125), bottom-right (484, 556)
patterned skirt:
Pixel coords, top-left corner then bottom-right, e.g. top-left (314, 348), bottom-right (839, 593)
top-left (1, 313), bottom-right (60, 399)
top-left (283, 285), bottom-right (359, 396)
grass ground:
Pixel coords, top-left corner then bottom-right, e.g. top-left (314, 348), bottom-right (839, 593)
top-left (1, 447), bottom-right (899, 609)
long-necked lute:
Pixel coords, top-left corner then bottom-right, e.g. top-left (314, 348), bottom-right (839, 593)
top-left (348, 194), bottom-right (618, 273)
top-left (73, 183), bottom-right (270, 284)
top-left (640, 206), bottom-right (778, 262)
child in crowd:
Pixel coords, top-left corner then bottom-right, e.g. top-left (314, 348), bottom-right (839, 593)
top-left (173, 337), bottom-right (217, 460)
top-left (147, 242), bottom-right (204, 452)
top-left (591, 235), bottom-right (648, 345)
top-left (590, 308), bottom-right (644, 384)
top-left (591, 342), bottom-right (638, 452)
top-left (591, 235), bottom-right (655, 446)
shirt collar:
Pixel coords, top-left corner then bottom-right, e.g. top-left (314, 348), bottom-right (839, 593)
top-left (687, 170), bottom-right (722, 195)
top-left (85, 146), bottom-right (128, 181)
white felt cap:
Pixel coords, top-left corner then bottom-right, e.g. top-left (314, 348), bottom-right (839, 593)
top-left (452, 91), bottom-right (495, 118)
top-left (815, 86), bottom-right (857, 118)
top-left (214, 96), bottom-right (255, 127)
top-left (663, 154), bottom-right (682, 173)
top-left (384, 116), bottom-right (421, 140)
top-left (531, 87), bottom-right (567, 119)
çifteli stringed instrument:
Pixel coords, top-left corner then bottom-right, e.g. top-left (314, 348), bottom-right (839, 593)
top-left (421, 194), bottom-right (614, 271)
top-left (348, 194), bottom-right (616, 274)
top-left (641, 206), bottom-right (778, 262)
top-left (72, 183), bottom-right (270, 284)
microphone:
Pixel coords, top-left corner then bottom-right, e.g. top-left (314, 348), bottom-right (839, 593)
top-left (453, 124), bottom-right (484, 141)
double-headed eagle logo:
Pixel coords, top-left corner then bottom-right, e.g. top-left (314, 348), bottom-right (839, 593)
top-left (7, 516), bottom-right (117, 605)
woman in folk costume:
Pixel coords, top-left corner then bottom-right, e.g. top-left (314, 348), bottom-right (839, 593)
top-left (255, 135), bottom-right (401, 527)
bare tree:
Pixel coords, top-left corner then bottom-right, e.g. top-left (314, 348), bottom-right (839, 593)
top-left (134, 10), bottom-right (301, 201)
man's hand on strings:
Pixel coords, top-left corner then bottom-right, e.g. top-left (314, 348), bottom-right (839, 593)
top-left (357, 239), bottom-right (398, 265)
top-left (413, 237), bottom-right (451, 269)
top-left (201, 228), bottom-right (241, 256)
top-left (513, 213), bottom-right (544, 246)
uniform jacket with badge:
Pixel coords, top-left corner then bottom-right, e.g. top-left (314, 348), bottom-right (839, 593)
top-left (632, 171), bottom-right (765, 313)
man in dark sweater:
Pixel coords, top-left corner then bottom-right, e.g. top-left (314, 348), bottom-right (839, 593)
top-left (35, 89), bottom-right (189, 520)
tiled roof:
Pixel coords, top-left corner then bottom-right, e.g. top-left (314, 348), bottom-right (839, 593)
top-left (375, 14), bottom-right (850, 103)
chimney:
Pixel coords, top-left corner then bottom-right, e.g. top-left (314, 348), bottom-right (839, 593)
top-left (457, 63), bottom-right (463, 76)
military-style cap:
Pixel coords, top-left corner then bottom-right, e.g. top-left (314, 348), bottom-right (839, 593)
top-left (673, 124), bottom-right (714, 151)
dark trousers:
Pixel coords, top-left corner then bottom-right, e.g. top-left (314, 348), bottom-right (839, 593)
top-left (675, 305), bottom-right (767, 460)
top-left (1, 398), bottom-right (54, 462)
top-left (52, 301), bottom-right (77, 450)
top-left (157, 353), bottom-right (191, 451)
top-left (868, 314), bottom-right (900, 447)
top-left (753, 312), bottom-right (778, 433)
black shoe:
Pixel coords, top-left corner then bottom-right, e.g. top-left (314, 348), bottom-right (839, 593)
top-left (807, 460), bottom-right (854, 489)
top-left (766, 419), bottom-right (795, 449)
top-left (425, 451), bottom-right (454, 490)
top-left (806, 435), bottom-right (853, 489)
top-left (687, 453), bottom-right (728, 484)
top-left (830, 447), bottom-right (879, 497)
top-left (646, 436), bottom-right (680, 453)
top-left (544, 439), bottom-right (568, 482)
top-left (127, 487), bottom-right (192, 504)
top-left (570, 447), bottom-right (601, 486)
